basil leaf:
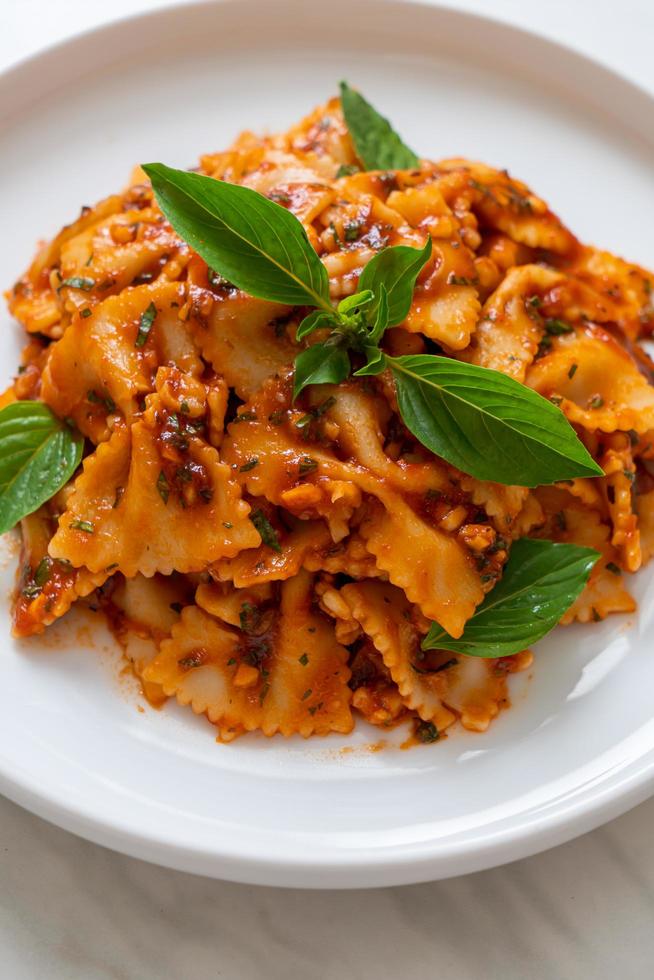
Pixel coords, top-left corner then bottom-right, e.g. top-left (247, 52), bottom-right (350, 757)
top-left (422, 539), bottom-right (599, 657)
top-left (337, 289), bottom-right (374, 316)
top-left (354, 347), bottom-right (387, 377)
top-left (339, 81), bottom-right (419, 170)
top-left (367, 282), bottom-right (389, 344)
top-left (0, 402), bottom-right (83, 534)
top-left (296, 310), bottom-right (337, 341)
top-left (388, 355), bottom-right (604, 486)
top-left (293, 344), bottom-right (350, 400)
top-left (359, 239), bottom-right (431, 327)
top-left (142, 163), bottom-right (331, 310)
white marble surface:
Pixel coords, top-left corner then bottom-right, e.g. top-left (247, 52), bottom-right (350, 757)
top-left (2, 0), bottom-right (654, 976)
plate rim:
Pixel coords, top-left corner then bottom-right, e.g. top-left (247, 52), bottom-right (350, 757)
top-left (1, 0), bottom-right (654, 888)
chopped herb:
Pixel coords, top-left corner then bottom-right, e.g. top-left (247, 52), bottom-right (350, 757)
top-left (344, 220), bottom-right (362, 242)
top-left (70, 519), bottom-right (94, 533)
top-left (135, 301), bottom-right (157, 348)
top-left (21, 583), bottom-right (41, 598)
top-left (268, 190), bottom-right (291, 205)
top-left (568, 363), bottom-right (578, 379)
top-left (628, 429), bottom-right (639, 447)
top-left (298, 652), bottom-right (309, 666)
top-left (80, 308), bottom-right (92, 318)
top-left (34, 557), bottom-right (51, 587)
top-left (588, 395), bottom-right (604, 409)
top-left (249, 509), bottom-right (282, 552)
top-left (606, 562), bottom-right (621, 575)
top-left (259, 682), bottom-right (270, 705)
top-left (178, 651), bottom-right (205, 670)
top-left (227, 657), bottom-right (236, 666)
top-left (545, 318), bottom-right (573, 335)
top-left (180, 399), bottom-right (190, 415)
top-left (233, 411), bottom-right (258, 424)
top-left (336, 163), bottom-right (359, 178)
top-left (87, 389), bottom-right (116, 413)
top-left (623, 469), bottom-right (635, 483)
top-left (105, 563), bottom-right (119, 572)
top-left (57, 276), bottom-right (95, 292)
top-left (298, 456), bottom-right (318, 476)
top-left (301, 688), bottom-right (312, 701)
top-left (416, 721), bottom-right (440, 743)
top-left (222, 521), bottom-right (233, 529)
top-left (526, 295), bottom-right (541, 309)
top-left (240, 458), bottom-right (259, 472)
top-left (239, 601), bottom-right (262, 634)
top-left (157, 470), bottom-right (170, 503)
top-left (268, 410), bottom-right (286, 425)
top-left (85, 252), bottom-right (94, 266)
top-left (295, 395), bottom-right (336, 429)
top-left (447, 273), bottom-right (477, 286)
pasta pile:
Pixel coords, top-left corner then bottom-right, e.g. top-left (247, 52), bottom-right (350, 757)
top-left (5, 94), bottom-right (654, 742)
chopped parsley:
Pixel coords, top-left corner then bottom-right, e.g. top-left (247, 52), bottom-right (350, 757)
top-left (57, 276), bottom-right (95, 292)
top-left (157, 470), bottom-right (170, 504)
top-left (416, 721), bottom-right (439, 743)
top-left (134, 301), bottom-right (157, 348)
top-left (70, 519), bottom-right (94, 533)
top-left (249, 509), bottom-right (281, 552)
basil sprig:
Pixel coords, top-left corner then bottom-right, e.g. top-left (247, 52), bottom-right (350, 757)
top-left (339, 81), bottom-right (419, 170)
top-left (422, 539), bottom-right (600, 656)
top-left (143, 135), bottom-right (602, 487)
top-left (0, 402), bottom-right (83, 534)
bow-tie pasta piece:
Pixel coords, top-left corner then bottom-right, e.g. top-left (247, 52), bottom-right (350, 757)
top-left (461, 265), bottom-right (566, 382)
top-left (440, 160), bottom-right (578, 256)
top-left (48, 377), bottom-right (259, 576)
top-left (340, 581), bottom-right (457, 732)
top-left (12, 505), bottom-right (110, 637)
top-left (526, 323), bottom-right (654, 434)
top-left (41, 281), bottom-right (201, 442)
top-left (535, 488), bottom-right (636, 624)
top-left (109, 572), bottom-right (190, 706)
top-left (143, 570), bottom-right (352, 739)
top-left (358, 498), bottom-right (486, 639)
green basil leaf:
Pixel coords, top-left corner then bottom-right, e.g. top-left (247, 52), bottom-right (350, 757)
top-left (0, 402), bottom-right (83, 534)
top-left (388, 355), bottom-right (604, 486)
top-left (296, 310), bottom-right (337, 341)
top-left (368, 282), bottom-right (390, 343)
top-left (142, 163), bottom-right (331, 310)
top-left (293, 344), bottom-right (350, 400)
top-left (359, 239), bottom-right (431, 327)
top-left (337, 289), bottom-right (374, 316)
top-left (354, 347), bottom-right (387, 377)
top-left (339, 81), bottom-right (419, 170)
top-left (422, 538), bottom-right (600, 657)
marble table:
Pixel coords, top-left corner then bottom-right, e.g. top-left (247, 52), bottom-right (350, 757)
top-left (1, 1), bottom-right (654, 976)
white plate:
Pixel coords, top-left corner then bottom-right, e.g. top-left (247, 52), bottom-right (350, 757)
top-left (1, 0), bottom-right (653, 889)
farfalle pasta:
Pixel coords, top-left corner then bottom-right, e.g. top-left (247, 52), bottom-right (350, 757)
top-left (3, 88), bottom-right (654, 744)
